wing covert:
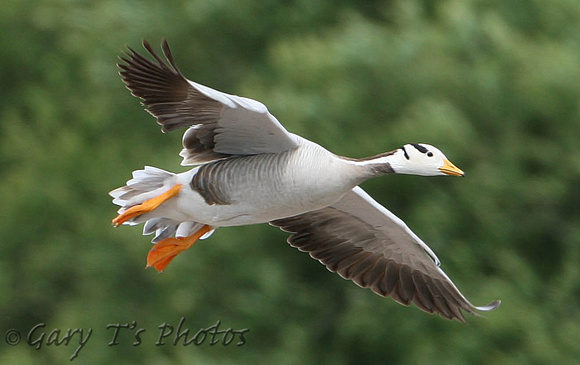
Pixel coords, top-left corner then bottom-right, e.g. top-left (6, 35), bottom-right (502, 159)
top-left (118, 39), bottom-right (299, 165)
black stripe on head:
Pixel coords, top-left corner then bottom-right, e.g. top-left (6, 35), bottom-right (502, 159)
top-left (411, 143), bottom-right (428, 154)
top-left (401, 146), bottom-right (409, 160)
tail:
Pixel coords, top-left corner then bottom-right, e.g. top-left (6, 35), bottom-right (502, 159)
top-left (110, 166), bottom-right (215, 243)
top-left (110, 166), bottom-right (175, 217)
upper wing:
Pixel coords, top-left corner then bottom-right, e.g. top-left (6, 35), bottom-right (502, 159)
top-left (118, 40), bottom-right (299, 165)
top-left (270, 186), bottom-right (500, 322)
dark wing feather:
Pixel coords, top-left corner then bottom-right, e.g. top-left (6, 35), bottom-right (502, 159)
top-left (118, 40), bottom-right (299, 165)
top-left (271, 186), bottom-right (500, 322)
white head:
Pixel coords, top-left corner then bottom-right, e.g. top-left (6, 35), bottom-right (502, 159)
top-left (388, 143), bottom-right (465, 176)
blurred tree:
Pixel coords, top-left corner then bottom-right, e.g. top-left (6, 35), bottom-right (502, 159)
top-left (0, 0), bottom-right (579, 363)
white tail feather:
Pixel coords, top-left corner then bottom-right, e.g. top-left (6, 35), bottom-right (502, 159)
top-left (110, 166), bottom-right (211, 243)
top-left (110, 166), bottom-right (174, 208)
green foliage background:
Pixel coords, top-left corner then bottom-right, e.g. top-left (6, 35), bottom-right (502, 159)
top-left (1, 0), bottom-right (579, 363)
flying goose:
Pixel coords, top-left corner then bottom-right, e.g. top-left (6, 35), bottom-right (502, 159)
top-left (110, 40), bottom-right (500, 322)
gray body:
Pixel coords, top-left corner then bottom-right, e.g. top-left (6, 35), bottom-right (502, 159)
top-left (144, 137), bottom-right (367, 226)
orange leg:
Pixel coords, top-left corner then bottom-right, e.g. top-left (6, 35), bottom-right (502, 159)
top-left (146, 224), bottom-right (213, 272)
top-left (112, 184), bottom-right (183, 227)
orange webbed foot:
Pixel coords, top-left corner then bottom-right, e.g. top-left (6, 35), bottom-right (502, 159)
top-left (112, 184), bottom-right (183, 227)
top-left (146, 224), bottom-right (213, 272)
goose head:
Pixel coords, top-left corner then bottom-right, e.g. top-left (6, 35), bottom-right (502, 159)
top-left (387, 143), bottom-right (465, 177)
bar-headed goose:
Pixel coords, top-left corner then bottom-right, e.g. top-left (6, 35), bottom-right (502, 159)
top-left (110, 40), bottom-right (500, 322)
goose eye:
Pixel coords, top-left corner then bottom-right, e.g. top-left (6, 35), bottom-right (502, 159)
top-left (427, 152), bottom-right (434, 157)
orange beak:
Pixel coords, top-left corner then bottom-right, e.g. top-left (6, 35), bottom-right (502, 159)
top-left (439, 159), bottom-right (465, 177)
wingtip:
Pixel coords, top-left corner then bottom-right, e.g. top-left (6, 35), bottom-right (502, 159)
top-left (141, 38), bottom-right (151, 50)
top-left (474, 299), bottom-right (501, 312)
